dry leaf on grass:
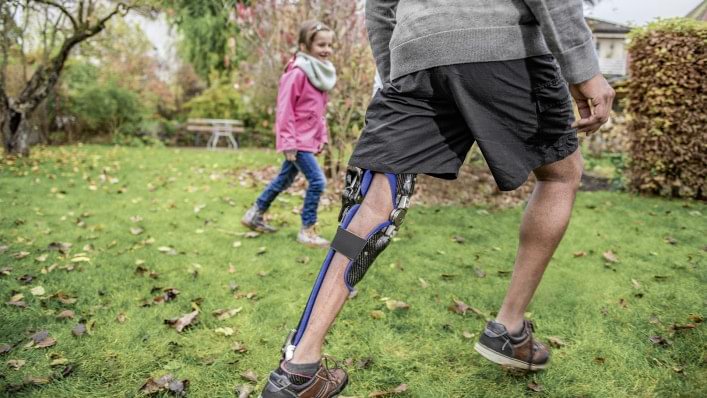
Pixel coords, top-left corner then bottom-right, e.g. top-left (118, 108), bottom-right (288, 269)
top-left (385, 300), bottom-right (410, 311)
top-left (241, 370), bottom-right (258, 383)
top-left (236, 383), bottom-right (254, 398)
top-left (165, 310), bottom-right (199, 332)
top-left (369, 383), bottom-right (408, 397)
top-left (212, 308), bottom-right (242, 320)
top-left (72, 323), bottom-right (86, 337)
top-left (602, 250), bottom-right (618, 263)
top-left (139, 374), bottom-right (189, 396)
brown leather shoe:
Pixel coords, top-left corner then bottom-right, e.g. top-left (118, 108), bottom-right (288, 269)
top-left (475, 320), bottom-right (550, 371)
top-left (259, 357), bottom-right (348, 398)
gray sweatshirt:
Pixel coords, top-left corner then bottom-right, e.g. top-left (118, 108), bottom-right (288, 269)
top-left (366, 0), bottom-right (600, 84)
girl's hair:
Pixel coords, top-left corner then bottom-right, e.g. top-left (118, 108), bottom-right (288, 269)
top-left (298, 20), bottom-right (333, 51)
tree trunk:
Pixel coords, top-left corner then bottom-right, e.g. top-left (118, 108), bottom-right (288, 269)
top-left (1, 104), bottom-right (29, 156)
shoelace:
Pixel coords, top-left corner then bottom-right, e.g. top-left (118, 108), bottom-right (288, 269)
top-left (316, 355), bottom-right (339, 382)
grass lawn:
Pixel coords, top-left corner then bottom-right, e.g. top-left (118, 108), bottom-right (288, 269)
top-left (0, 145), bottom-right (704, 398)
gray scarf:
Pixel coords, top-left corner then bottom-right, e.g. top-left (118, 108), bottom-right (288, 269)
top-left (293, 52), bottom-right (337, 92)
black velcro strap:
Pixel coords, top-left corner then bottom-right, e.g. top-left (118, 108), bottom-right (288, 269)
top-left (331, 226), bottom-right (367, 260)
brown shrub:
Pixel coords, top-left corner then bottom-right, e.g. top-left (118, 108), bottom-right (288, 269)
top-left (626, 19), bottom-right (706, 199)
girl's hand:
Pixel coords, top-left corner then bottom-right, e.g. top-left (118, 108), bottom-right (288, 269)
top-left (316, 143), bottom-right (327, 156)
top-left (284, 150), bottom-right (297, 162)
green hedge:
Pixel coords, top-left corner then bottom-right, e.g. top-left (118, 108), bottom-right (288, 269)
top-left (626, 18), bottom-right (706, 199)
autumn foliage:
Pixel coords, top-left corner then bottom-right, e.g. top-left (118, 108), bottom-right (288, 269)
top-left (625, 19), bottom-right (706, 199)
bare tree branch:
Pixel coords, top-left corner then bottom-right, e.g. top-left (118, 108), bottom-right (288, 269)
top-left (33, 0), bottom-right (78, 31)
top-left (15, 1), bottom-right (131, 111)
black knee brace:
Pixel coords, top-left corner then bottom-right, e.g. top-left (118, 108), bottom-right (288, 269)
top-left (284, 168), bottom-right (416, 359)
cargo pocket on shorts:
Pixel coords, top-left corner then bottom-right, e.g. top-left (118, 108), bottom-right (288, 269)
top-left (532, 77), bottom-right (575, 136)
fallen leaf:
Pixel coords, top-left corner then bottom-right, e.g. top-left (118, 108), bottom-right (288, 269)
top-left (72, 323), bottom-right (86, 337)
top-left (130, 227), bottom-right (144, 236)
top-left (256, 247), bottom-right (267, 255)
top-left (212, 308), bottom-right (242, 320)
top-left (57, 310), bottom-right (75, 320)
top-left (573, 251), bottom-right (587, 258)
top-left (547, 336), bottom-right (567, 348)
top-left (52, 292), bottom-right (77, 305)
top-left (418, 278), bottom-right (429, 288)
top-left (593, 357), bottom-right (606, 364)
top-left (236, 384), bottom-right (254, 398)
top-left (116, 313), bottom-right (127, 323)
top-left (602, 250), bottom-right (618, 263)
top-left (296, 256), bottom-right (310, 264)
top-left (462, 331), bottom-right (475, 339)
top-left (618, 298), bottom-right (628, 308)
top-left (130, 215), bottom-right (143, 223)
top-left (47, 242), bottom-right (72, 254)
top-left (257, 270), bottom-right (269, 277)
top-left (241, 370), bottom-right (258, 383)
top-left (0, 344), bottom-right (12, 355)
top-left (50, 357), bottom-right (69, 367)
top-left (649, 335), bottom-right (671, 347)
top-left (17, 274), bottom-right (33, 284)
top-left (654, 275), bottom-right (670, 281)
top-left (370, 310), bottom-right (385, 320)
top-left (139, 374), bottom-right (189, 396)
top-left (165, 310), bottom-right (199, 332)
top-left (232, 341), bottom-right (248, 353)
top-left (215, 327), bottom-right (235, 336)
top-left (664, 236), bottom-right (678, 245)
top-left (232, 241), bottom-right (242, 248)
top-left (452, 236), bottom-right (465, 244)
top-left (24, 375), bottom-right (50, 385)
top-left (631, 279), bottom-right (641, 289)
top-left (385, 300), bottom-right (410, 311)
top-left (0, 267), bottom-right (11, 276)
top-left (244, 231), bottom-right (260, 239)
top-left (670, 323), bottom-right (697, 332)
top-left (35, 254), bottom-right (48, 262)
top-left (7, 359), bottom-right (26, 370)
top-left (527, 382), bottom-right (544, 392)
top-left (688, 314), bottom-right (703, 323)
top-left (30, 286), bottom-right (46, 296)
top-left (157, 246), bottom-right (178, 256)
top-left (12, 251), bottom-right (30, 259)
top-left (369, 383), bottom-right (408, 397)
top-left (448, 298), bottom-right (470, 315)
top-left (228, 264), bottom-right (236, 273)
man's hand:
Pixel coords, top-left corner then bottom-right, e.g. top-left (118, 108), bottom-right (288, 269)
top-left (284, 150), bottom-right (297, 162)
top-left (569, 74), bottom-right (616, 134)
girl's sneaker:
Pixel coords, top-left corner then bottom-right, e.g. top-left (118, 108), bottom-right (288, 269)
top-left (297, 225), bottom-right (329, 248)
top-left (259, 358), bottom-right (348, 398)
top-left (241, 205), bottom-right (277, 233)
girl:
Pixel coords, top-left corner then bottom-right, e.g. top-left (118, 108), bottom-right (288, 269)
top-left (242, 20), bottom-right (336, 248)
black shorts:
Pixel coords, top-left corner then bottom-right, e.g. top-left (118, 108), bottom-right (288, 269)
top-left (348, 55), bottom-right (578, 191)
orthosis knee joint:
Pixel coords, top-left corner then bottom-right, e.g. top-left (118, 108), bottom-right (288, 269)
top-left (331, 168), bottom-right (416, 289)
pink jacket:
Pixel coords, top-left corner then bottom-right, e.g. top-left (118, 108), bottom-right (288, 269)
top-left (275, 62), bottom-right (329, 153)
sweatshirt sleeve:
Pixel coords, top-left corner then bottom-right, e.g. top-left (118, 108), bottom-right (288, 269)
top-left (523, 0), bottom-right (601, 84)
top-left (275, 69), bottom-right (304, 152)
top-left (365, 0), bottom-right (399, 83)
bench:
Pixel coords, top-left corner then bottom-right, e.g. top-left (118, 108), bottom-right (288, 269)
top-left (186, 118), bottom-right (244, 150)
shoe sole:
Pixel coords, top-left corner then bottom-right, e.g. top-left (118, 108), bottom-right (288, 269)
top-left (474, 342), bottom-right (548, 371)
top-left (258, 374), bottom-right (348, 398)
top-left (240, 219), bottom-right (276, 233)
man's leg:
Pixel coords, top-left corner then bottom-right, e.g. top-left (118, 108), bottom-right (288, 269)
top-left (494, 149), bottom-right (583, 333)
top-left (260, 170), bottom-right (415, 397)
top-left (475, 150), bottom-right (583, 371)
top-left (292, 172), bottom-right (393, 363)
